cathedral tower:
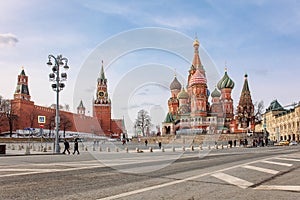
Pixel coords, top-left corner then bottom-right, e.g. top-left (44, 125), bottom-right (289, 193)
top-left (217, 68), bottom-right (235, 126)
top-left (237, 74), bottom-right (254, 129)
top-left (189, 67), bottom-right (208, 117)
top-left (177, 86), bottom-right (189, 115)
top-left (187, 38), bottom-right (206, 96)
top-left (210, 87), bottom-right (223, 117)
top-left (168, 75), bottom-right (181, 115)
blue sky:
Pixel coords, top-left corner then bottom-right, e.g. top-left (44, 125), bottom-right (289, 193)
top-left (1, 0), bottom-right (300, 132)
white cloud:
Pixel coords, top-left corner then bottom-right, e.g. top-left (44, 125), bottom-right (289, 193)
top-left (0, 33), bottom-right (18, 47)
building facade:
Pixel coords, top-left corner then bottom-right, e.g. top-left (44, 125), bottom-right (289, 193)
top-left (261, 100), bottom-right (300, 142)
top-left (1, 63), bottom-right (125, 138)
top-left (162, 39), bottom-right (255, 135)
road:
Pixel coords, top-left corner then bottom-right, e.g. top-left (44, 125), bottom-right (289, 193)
top-left (0, 146), bottom-right (300, 200)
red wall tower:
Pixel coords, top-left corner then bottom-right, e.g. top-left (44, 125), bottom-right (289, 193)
top-left (93, 61), bottom-right (112, 135)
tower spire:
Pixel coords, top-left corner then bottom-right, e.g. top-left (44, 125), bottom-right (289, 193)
top-left (192, 37), bottom-right (202, 68)
top-left (242, 74), bottom-right (250, 92)
top-left (100, 60), bottom-right (106, 81)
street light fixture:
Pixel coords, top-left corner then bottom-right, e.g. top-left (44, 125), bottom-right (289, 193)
top-left (47, 54), bottom-right (69, 154)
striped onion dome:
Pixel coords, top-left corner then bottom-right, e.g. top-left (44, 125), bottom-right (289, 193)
top-left (177, 87), bottom-right (189, 99)
top-left (189, 68), bottom-right (207, 86)
top-left (170, 76), bottom-right (182, 90)
top-left (211, 87), bottom-right (221, 98)
top-left (217, 70), bottom-right (235, 90)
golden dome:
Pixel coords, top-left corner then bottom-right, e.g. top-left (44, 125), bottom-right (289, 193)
top-left (193, 38), bottom-right (199, 46)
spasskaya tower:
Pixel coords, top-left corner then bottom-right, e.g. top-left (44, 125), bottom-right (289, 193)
top-left (93, 60), bottom-right (112, 135)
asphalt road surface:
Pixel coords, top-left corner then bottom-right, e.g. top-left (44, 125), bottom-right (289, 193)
top-left (0, 146), bottom-right (300, 200)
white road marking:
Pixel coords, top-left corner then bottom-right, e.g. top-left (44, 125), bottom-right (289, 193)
top-left (282, 154), bottom-right (300, 158)
top-left (0, 168), bottom-right (51, 172)
top-left (0, 165), bottom-right (101, 178)
top-left (211, 172), bottom-right (253, 189)
top-left (275, 157), bottom-right (300, 162)
top-left (98, 179), bottom-right (187, 200)
top-left (97, 154), bottom-right (283, 199)
top-left (242, 165), bottom-right (279, 174)
top-left (255, 185), bottom-right (300, 192)
top-left (260, 160), bottom-right (293, 167)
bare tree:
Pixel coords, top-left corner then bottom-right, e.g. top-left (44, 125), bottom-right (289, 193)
top-left (47, 114), bottom-right (55, 138)
top-left (0, 96), bottom-right (6, 131)
top-left (60, 113), bottom-right (73, 138)
top-left (134, 109), bottom-right (152, 137)
top-left (0, 98), bottom-right (18, 136)
top-left (49, 104), bottom-right (64, 110)
top-left (64, 104), bottom-right (70, 111)
top-left (28, 107), bottom-right (38, 128)
top-left (254, 100), bottom-right (264, 124)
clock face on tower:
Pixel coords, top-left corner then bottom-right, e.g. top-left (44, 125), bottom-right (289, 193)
top-left (98, 91), bottom-right (105, 98)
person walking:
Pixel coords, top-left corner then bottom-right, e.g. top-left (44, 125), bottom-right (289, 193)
top-left (158, 141), bottom-right (162, 149)
top-left (73, 138), bottom-right (80, 155)
top-left (62, 139), bottom-right (70, 154)
top-left (145, 139), bottom-right (148, 147)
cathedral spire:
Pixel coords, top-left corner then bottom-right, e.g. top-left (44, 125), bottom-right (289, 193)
top-left (192, 37), bottom-right (202, 68)
top-left (242, 74), bottom-right (250, 92)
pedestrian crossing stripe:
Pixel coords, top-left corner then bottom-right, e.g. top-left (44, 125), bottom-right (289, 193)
top-left (211, 172), bottom-right (253, 189)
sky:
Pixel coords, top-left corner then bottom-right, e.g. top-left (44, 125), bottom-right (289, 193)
top-left (1, 0), bottom-right (300, 134)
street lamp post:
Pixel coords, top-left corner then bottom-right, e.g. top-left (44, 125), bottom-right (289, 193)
top-left (47, 54), bottom-right (69, 154)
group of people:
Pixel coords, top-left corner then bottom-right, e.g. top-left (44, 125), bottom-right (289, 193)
top-left (62, 138), bottom-right (80, 155)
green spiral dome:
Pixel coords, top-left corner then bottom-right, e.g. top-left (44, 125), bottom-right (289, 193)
top-left (217, 71), bottom-right (235, 90)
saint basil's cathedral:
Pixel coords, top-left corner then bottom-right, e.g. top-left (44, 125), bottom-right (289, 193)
top-left (162, 38), bottom-right (255, 135)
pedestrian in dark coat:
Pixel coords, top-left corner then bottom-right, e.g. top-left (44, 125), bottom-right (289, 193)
top-left (158, 141), bottom-right (162, 149)
top-left (73, 138), bottom-right (80, 155)
top-left (63, 139), bottom-right (70, 154)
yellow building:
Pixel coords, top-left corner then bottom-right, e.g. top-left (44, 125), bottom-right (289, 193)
top-left (261, 100), bottom-right (300, 142)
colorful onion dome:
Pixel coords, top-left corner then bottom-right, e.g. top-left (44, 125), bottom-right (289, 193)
top-left (211, 87), bottom-right (221, 98)
top-left (177, 87), bottom-right (189, 99)
top-left (217, 69), bottom-right (235, 90)
top-left (170, 76), bottom-right (182, 90)
top-left (189, 68), bottom-right (207, 86)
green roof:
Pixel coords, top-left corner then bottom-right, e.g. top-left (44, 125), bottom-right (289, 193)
top-left (164, 112), bottom-right (175, 123)
top-left (20, 69), bottom-right (26, 76)
top-left (266, 100), bottom-right (284, 112)
top-left (78, 100), bottom-right (85, 109)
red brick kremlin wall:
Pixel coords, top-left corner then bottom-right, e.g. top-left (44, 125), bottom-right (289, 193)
top-left (2, 98), bottom-right (123, 138)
